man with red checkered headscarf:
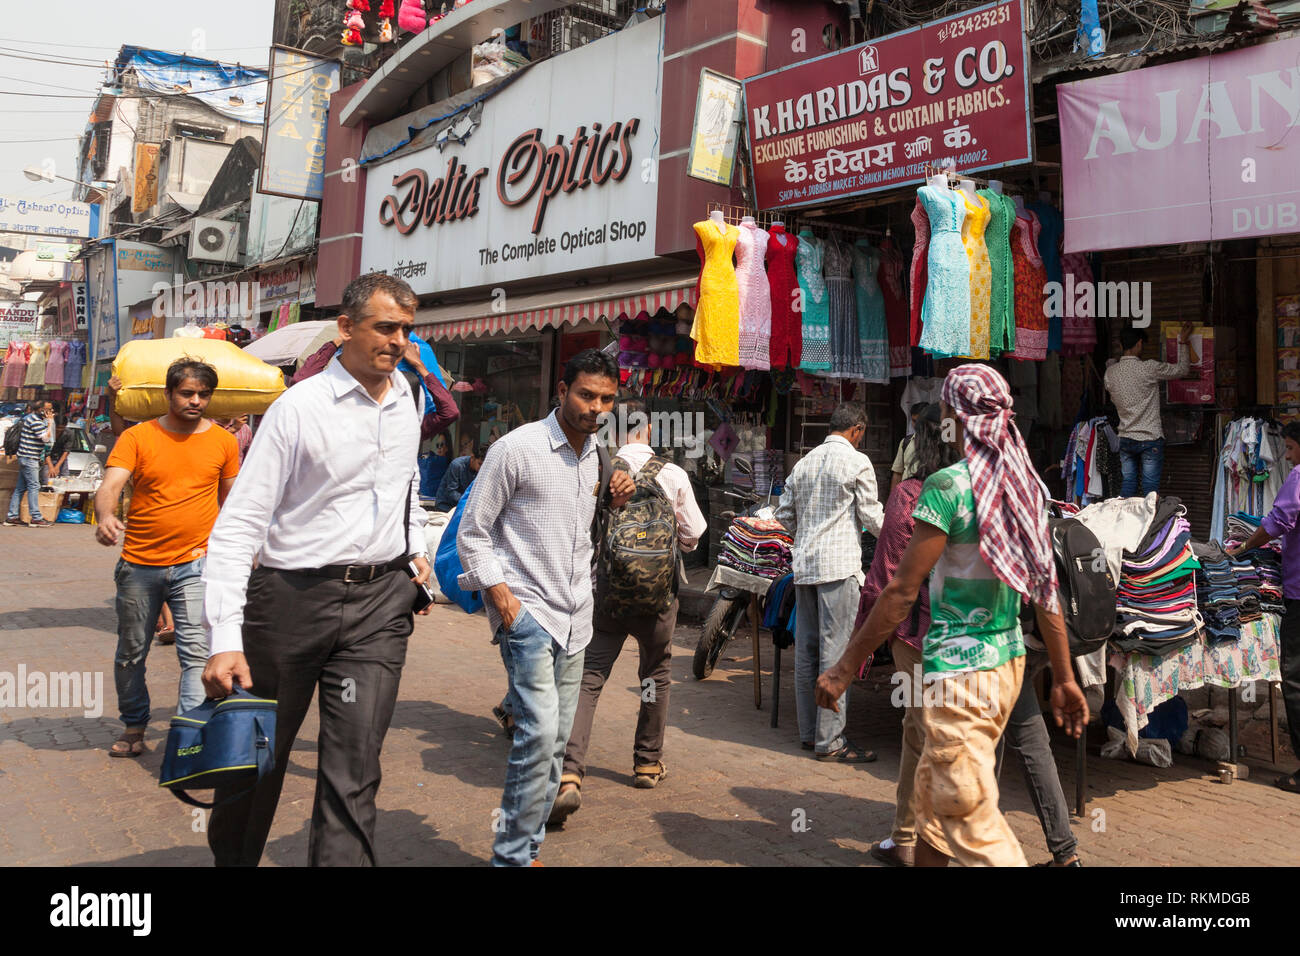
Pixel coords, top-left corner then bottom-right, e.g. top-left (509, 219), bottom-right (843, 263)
top-left (817, 364), bottom-right (1088, 867)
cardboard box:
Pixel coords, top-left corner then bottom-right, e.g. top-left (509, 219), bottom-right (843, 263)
top-left (18, 491), bottom-right (59, 524)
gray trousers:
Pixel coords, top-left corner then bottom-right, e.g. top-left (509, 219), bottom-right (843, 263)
top-left (794, 578), bottom-right (860, 753)
top-left (994, 650), bottom-right (1079, 863)
top-left (208, 565), bottom-right (414, 867)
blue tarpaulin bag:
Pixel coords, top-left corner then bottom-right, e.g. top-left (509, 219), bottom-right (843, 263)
top-left (434, 479), bottom-right (484, 615)
top-left (159, 684), bottom-right (277, 808)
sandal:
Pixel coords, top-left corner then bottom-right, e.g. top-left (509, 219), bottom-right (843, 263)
top-left (548, 776), bottom-right (582, 825)
top-left (633, 761), bottom-right (668, 789)
top-left (1275, 772), bottom-right (1300, 794)
top-left (491, 704), bottom-right (516, 736)
top-left (155, 628), bottom-right (176, 646)
top-left (110, 728), bottom-right (146, 758)
top-left (816, 741), bottom-right (877, 763)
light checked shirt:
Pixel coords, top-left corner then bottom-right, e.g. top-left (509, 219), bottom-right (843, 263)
top-left (775, 433), bottom-right (884, 586)
top-left (203, 356), bottom-right (426, 656)
top-left (457, 409), bottom-right (602, 654)
top-left (1104, 346), bottom-right (1189, 442)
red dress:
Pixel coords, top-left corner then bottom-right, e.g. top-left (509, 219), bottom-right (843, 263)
top-left (765, 225), bottom-right (801, 369)
top-left (1010, 211), bottom-right (1048, 360)
top-left (908, 197), bottom-right (929, 347)
top-left (877, 236), bottom-right (910, 378)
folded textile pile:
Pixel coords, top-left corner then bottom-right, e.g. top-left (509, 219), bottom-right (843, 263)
top-left (1111, 496), bottom-right (1203, 655)
top-left (716, 516), bottom-right (792, 579)
top-left (750, 450), bottom-right (785, 497)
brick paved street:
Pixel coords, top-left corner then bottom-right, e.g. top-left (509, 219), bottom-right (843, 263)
top-left (2, 524), bottom-right (1298, 867)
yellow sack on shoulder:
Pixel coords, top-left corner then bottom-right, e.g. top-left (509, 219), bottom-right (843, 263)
top-left (111, 338), bottom-right (287, 420)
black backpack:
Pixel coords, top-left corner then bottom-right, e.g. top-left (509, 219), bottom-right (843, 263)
top-left (4, 418), bottom-right (22, 457)
top-left (1048, 517), bottom-right (1117, 655)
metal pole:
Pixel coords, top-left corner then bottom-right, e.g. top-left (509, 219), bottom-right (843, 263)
top-left (752, 593), bottom-right (762, 709)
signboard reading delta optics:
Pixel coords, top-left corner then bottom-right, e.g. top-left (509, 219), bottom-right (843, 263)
top-left (743, 0), bottom-right (1030, 211)
top-left (360, 18), bottom-right (661, 295)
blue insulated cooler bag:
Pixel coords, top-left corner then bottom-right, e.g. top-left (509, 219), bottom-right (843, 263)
top-left (434, 479), bottom-right (485, 615)
top-left (159, 684), bottom-right (277, 808)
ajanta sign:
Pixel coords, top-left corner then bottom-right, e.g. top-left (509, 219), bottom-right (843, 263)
top-left (744, 0), bottom-right (1031, 210)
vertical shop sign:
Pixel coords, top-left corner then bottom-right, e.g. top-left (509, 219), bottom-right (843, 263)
top-left (259, 46), bottom-right (341, 200)
top-left (73, 281), bottom-right (88, 331)
top-left (688, 70), bottom-right (745, 186)
top-left (132, 143), bottom-right (160, 213)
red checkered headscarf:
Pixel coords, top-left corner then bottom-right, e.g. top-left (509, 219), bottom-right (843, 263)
top-left (942, 364), bottom-right (1059, 613)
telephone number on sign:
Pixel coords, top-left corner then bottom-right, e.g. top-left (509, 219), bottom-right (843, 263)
top-left (956, 149), bottom-right (989, 166)
top-left (942, 4), bottom-right (1011, 41)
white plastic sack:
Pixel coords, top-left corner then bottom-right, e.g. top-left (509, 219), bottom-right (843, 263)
top-left (422, 511), bottom-right (454, 604)
top-left (1100, 726), bottom-right (1173, 768)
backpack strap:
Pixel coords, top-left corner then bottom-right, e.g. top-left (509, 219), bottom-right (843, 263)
top-left (590, 443), bottom-right (613, 566)
top-left (638, 455), bottom-right (669, 482)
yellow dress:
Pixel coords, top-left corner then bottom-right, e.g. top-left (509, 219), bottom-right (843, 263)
top-left (692, 220), bottom-right (741, 367)
top-left (959, 193), bottom-right (992, 360)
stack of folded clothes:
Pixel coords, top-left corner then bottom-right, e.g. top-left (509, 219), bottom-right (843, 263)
top-left (1223, 511), bottom-right (1286, 615)
top-left (1255, 548), bottom-right (1285, 613)
top-left (716, 516), bottom-right (793, 579)
top-left (1193, 544), bottom-right (1241, 645)
top-left (1111, 496), bottom-right (1204, 655)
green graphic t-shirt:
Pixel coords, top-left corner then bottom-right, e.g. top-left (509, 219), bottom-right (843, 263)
top-left (912, 460), bottom-right (1025, 675)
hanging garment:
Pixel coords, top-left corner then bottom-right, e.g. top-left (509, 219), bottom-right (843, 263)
top-left (878, 236), bottom-right (910, 378)
top-left (1061, 251), bottom-right (1098, 357)
top-left (959, 190), bottom-right (992, 359)
top-left (765, 225), bottom-right (801, 369)
top-left (909, 196), bottom-right (929, 348)
top-left (63, 340), bottom-right (86, 389)
top-left (916, 185), bottom-right (971, 358)
top-left (1061, 355), bottom-right (1085, 427)
top-left (850, 240), bottom-right (889, 384)
top-left (979, 189), bottom-right (1016, 357)
top-left (1010, 211), bottom-right (1048, 360)
top-left (1039, 351), bottom-right (1063, 429)
top-left (44, 340), bottom-right (67, 387)
top-left (734, 221), bottom-right (771, 371)
top-left (1028, 200), bottom-right (1064, 352)
top-left (1, 341), bottom-right (29, 388)
top-left (23, 342), bottom-right (49, 388)
top-left (823, 238), bottom-right (860, 378)
top-left (691, 219), bottom-right (741, 367)
top-left (796, 229), bottom-right (831, 372)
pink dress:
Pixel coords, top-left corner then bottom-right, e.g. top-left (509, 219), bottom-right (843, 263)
top-left (909, 197), bottom-right (930, 347)
top-left (44, 340), bottom-right (67, 387)
top-left (1, 341), bottom-right (30, 388)
top-left (735, 221), bottom-right (771, 370)
top-left (1061, 252), bottom-right (1097, 356)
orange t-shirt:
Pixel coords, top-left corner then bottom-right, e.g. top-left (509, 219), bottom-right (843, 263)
top-left (106, 420), bottom-right (240, 566)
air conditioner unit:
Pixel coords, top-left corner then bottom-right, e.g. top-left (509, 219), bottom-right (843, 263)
top-left (188, 217), bottom-right (240, 264)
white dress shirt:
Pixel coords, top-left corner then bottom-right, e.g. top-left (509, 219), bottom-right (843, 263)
top-left (775, 433), bottom-right (884, 586)
top-left (203, 356), bottom-right (426, 656)
top-left (615, 443), bottom-right (707, 552)
top-left (457, 410), bottom-right (601, 654)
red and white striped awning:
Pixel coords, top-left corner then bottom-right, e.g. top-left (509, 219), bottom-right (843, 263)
top-left (415, 272), bottom-right (699, 342)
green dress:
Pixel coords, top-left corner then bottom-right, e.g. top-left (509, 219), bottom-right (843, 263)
top-left (978, 189), bottom-right (1016, 357)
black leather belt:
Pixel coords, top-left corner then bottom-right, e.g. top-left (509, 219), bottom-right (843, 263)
top-left (282, 556), bottom-right (408, 583)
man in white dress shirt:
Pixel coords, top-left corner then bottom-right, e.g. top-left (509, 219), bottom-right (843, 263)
top-left (549, 398), bottom-right (707, 825)
top-left (200, 273), bottom-right (433, 867)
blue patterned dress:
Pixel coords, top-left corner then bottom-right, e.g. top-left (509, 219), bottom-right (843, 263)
top-left (850, 240), bottom-right (889, 383)
top-left (917, 185), bottom-right (972, 358)
top-left (796, 231), bottom-right (830, 372)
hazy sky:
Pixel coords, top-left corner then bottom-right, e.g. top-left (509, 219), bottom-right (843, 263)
top-left (0, 0), bottom-right (274, 204)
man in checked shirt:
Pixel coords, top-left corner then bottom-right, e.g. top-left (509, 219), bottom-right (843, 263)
top-left (776, 402), bottom-right (885, 762)
top-left (456, 349), bottom-right (635, 867)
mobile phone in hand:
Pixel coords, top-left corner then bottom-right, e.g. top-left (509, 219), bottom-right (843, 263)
top-left (408, 560), bottom-right (435, 613)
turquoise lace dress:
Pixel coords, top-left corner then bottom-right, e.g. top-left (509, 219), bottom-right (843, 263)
top-left (797, 230), bottom-right (830, 372)
top-left (917, 185), bottom-right (972, 358)
top-left (850, 240), bottom-right (889, 383)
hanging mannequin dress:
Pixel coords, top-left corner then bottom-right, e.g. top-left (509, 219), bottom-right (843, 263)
top-left (765, 225), bottom-right (800, 369)
top-left (23, 341), bottom-right (49, 388)
top-left (1027, 200), bottom-right (1064, 352)
top-left (63, 340), bottom-right (86, 389)
top-left (796, 229), bottom-right (830, 372)
top-left (1061, 251), bottom-right (1097, 356)
top-left (44, 340), bottom-right (67, 387)
top-left (959, 190), bottom-right (992, 360)
top-left (979, 188), bottom-right (1016, 357)
top-left (1010, 211), bottom-right (1048, 360)
top-left (692, 219), bottom-right (741, 367)
top-left (909, 197), bottom-right (930, 348)
top-left (916, 185), bottom-right (971, 358)
top-left (1, 341), bottom-right (29, 388)
top-left (734, 221), bottom-right (771, 370)
top-left (851, 240), bottom-right (889, 383)
top-left (824, 238), bottom-right (860, 378)
top-left (878, 237), bottom-right (910, 378)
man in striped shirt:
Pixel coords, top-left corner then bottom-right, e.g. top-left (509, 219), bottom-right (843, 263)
top-left (5, 401), bottom-right (53, 527)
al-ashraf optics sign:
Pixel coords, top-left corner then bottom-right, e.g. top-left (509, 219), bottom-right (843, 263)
top-left (360, 17), bottom-right (662, 294)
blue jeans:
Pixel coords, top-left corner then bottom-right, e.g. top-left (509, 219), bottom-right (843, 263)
top-left (794, 577), bottom-right (860, 753)
top-left (1119, 437), bottom-right (1164, 497)
top-left (6, 456), bottom-right (42, 521)
top-left (492, 608), bottom-right (584, 866)
top-left (113, 556), bottom-right (208, 727)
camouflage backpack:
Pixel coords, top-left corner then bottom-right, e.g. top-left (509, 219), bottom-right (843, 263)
top-left (599, 456), bottom-right (678, 618)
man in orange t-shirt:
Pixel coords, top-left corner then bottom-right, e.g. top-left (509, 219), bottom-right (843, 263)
top-left (94, 358), bottom-right (240, 758)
